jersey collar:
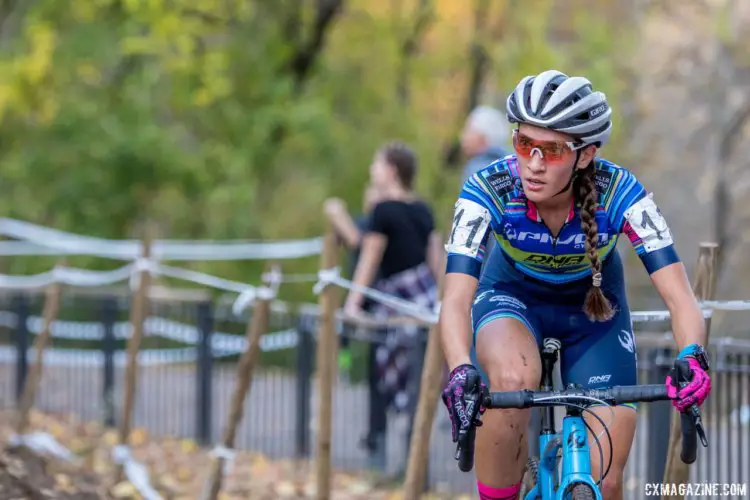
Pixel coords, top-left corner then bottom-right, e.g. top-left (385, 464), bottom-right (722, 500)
top-left (525, 198), bottom-right (576, 224)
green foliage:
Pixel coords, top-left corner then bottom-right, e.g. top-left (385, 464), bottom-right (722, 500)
top-left (0, 0), bottom-right (637, 303)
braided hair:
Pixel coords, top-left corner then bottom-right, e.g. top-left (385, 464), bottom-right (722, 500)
top-left (574, 162), bottom-right (615, 322)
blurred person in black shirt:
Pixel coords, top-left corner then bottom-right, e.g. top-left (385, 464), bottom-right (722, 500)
top-left (344, 141), bottom-right (441, 444)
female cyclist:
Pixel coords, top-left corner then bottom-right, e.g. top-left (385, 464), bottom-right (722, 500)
top-left (439, 70), bottom-right (711, 500)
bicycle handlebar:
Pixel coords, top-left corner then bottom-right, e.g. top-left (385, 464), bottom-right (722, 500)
top-left (484, 383), bottom-right (671, 409)
top-left (455, 359), bottom-right (707, 472)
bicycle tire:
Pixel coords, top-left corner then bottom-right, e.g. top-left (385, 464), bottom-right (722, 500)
top-left (567, 483), bottom-right (596, 499)
top-left (519, 456), bottom-right (539, 498)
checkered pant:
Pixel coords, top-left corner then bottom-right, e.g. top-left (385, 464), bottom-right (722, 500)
top-left (370, 263), bottom-right (438, 412)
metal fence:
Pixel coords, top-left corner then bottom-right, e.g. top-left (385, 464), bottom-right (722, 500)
top-left (0, 290), bottom-right (747, 498)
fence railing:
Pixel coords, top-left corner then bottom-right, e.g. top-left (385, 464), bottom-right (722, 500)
top-left (1, 290), bottom-right (748, 498)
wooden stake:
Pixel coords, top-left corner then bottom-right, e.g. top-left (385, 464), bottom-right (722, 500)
top-left (314, 217), bottom-right (340, 500)
top-left (662, 242), bottom-right (719, 498)
top-left (403, 237), bottom-right (446, 500)
top-left (112, 228), bottom-right (154, 485)
top-left (14, 259), bottom-right (65, 435)
top-left (201, 265), bottom-right (273, 500)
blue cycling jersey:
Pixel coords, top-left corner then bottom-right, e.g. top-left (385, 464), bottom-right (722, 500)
top-left (445, 155), bottom-right (680, 285)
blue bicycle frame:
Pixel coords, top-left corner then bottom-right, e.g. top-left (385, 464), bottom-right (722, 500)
top-left (525, 339), bottom-right (602, 500)
top-left (528, 415), bottom-right (601, 499)
top-left (457, 338), bottom-right (704, 499)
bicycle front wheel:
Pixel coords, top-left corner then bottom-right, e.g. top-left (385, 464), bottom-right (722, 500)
top-left (519, 456), bottom-right (539, 498)
top-left (566, 483), bottom-right (596, 499)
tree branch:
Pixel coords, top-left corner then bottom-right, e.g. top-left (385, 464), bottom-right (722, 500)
top-left (464, 0), bottom-right (492, 116)
top-left (442, 0), bottom-right (492, 169)
top-left (396, 0), bottom-right (434, 105)
top-left (289, 0), bottom-right (344, 94)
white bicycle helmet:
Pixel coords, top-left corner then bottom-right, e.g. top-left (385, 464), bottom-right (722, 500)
top-left (506, 70), bottom-right (612, 148)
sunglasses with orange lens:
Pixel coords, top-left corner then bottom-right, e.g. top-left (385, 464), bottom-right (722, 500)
top-left (512, 129), bottom-right (587, 165)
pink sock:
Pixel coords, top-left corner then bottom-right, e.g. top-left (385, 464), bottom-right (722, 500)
top-left (477, 480), bottom-right (521, 500)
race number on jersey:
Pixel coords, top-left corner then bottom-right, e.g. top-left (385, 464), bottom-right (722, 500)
top-left (446, 198), bottom-right (492, 258)
top-left (623, 194), bottom-right (673, 252)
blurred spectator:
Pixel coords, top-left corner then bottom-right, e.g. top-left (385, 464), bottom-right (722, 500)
top-left (460, 105), bottom-right (511, 184)
top-left (343, 140), bottom-right (441, 326)
top-left (343, 140), bottom-right (441, 464)
top-left (323, 185), bottom-right (383, 375)
top-left (458, 105), bottom-right (511, 271)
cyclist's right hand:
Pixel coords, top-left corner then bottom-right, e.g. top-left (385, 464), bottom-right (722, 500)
top-left (441, 363), bottom-right (487, 442)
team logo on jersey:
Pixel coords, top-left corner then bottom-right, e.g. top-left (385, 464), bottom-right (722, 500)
top-left (594, 170), bottom-right (613, 195)
top-left (486, 171), bottom-right (515, 199)
top-left (473, 290), bottom-right (492, 305)
top-left (618, 329), bottom-right (635, 353)
top-left (524, 254), bottom-right (587, 268)
top-left (505, 230), bottom-right (611, 249)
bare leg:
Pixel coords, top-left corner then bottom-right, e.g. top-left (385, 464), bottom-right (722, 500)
top-left (474, 317), bottom-right (541, 490)
top-left (585, 406), bottom-right (637, 500)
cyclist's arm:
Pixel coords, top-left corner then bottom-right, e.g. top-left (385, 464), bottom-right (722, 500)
top-left (440, 272), bottom-right (479, 370)
top-left (441, 193), bottom-right (493, 371)
top-left (648, 263), bottom-right (706, 351)
top-left (612, 172), bottom-right (706, 351)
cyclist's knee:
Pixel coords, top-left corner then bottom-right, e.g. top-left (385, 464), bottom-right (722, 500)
top-left (476, 318), bottom-right (541, 389)
top-left (486, 366), bottom-right (537, 392)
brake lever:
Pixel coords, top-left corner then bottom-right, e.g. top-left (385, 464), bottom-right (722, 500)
top-left (672, 361), bottom-right (709, 448)
top-left (453, 378), bottom-right (485, 465)
top-left (689, 405), bottom-right (708, 447)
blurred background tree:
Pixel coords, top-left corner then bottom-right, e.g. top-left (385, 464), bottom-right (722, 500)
top-left (0, 0), bottom-right (748, 323)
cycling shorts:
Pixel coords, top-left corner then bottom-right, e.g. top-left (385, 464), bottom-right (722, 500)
top-left (468, 272), bottom-right (638, 410)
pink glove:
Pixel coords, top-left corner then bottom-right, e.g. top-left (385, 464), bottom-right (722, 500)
top-left (666, 357), bottom-right (711, 412)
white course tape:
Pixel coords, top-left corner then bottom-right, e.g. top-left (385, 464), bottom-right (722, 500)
top-left (630, 308), bottom-right (714, 322)
top-left (0, 311), bottom-right (299, 355)
top-left (209, 444), bottom-right (236, 476)
top-left (0, 338), bottom-right (296, 366)
top-left (313, 269), bottom-right (750, 325)
top-left (111, 445), bottom-right (163, 500)
top-left (0, 241), bottom-right (68, 256)
top-left (0, 260), bottom-right (276, 316)
top-left (8, 431), bottom-right (79, 463)
top-left (0, 346), bottom-right (203, 366)
top-left (152, 262), bottom-right (276, 314)
top-left (0, 217), bottom-right (322, 260)
top-left (0, 263), bottom-right (138, 290)
top-left (313, 267), bottom-right (439, 324)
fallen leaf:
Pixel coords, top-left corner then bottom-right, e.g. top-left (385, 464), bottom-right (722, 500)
top-left (130, 427), bottom-right (149, 446)
top-left (111, 480), bottom-right (137, 498)
top-left (102, 430), bottom-right (118, 446)
top-left (176, 465), bottom-right (194, 481)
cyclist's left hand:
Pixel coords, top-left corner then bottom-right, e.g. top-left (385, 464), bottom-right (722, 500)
top-left (441, 364), bottom-right (487, 442)
top-left (666, 354), bottom-right (711, 412)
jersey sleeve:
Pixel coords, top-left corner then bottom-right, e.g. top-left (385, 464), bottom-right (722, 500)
top-left (608, 170), bottom-right (681, 274)
top-left (445, 175), bottom-right (495, 279)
